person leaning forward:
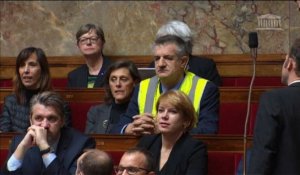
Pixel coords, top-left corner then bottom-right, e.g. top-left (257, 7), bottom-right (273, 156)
top-left (2, 91), bottom-right (95, 175)
top-left (111, 35), bottom-right (219, 135)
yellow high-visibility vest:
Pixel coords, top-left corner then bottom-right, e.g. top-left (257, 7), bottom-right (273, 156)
top-left (138, 71), bottom-right (208, 119)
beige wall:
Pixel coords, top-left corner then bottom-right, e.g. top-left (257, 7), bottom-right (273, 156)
top-left (1, 1), bottom-right (299, 57)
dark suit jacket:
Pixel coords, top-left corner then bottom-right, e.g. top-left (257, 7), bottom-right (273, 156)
top-left (137, 133), bottom-right (207, 175)
top-left (67, 56), bottom-right (112, 88)
top-left (85, 104), bottom-right (112, 134)
top-left (85, 101), bottom-right (129, 134)
top-left (248, 82), bottom-right (300, 175)
top-left (2, 127), bottom-right (95, 175)
top-left (149, 55), bottom-right (221, 86)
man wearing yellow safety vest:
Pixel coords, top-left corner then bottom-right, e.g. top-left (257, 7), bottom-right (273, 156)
top-left (111, 35), bottom-right (219, 135)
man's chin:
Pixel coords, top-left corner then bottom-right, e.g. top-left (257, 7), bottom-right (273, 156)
top-left (157, 74), bottom-right (169, 79)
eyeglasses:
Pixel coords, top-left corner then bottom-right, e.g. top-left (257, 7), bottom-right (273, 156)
top-left (114, 166), bottom-right (150, 175)
top-left (78, 37), bottom-right (100, 45)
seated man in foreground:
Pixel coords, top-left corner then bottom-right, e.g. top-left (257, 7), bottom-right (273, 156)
top-left (2, 91), bottom-right (95, 175)
top-left (114, 147), bottom-right (156, 175)
top-left (76, 149), bottom-right (113, 175)
top-left (112, 35), bottom-right (219, 135)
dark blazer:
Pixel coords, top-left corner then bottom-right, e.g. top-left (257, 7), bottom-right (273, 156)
top-left (2, 127), bottom-right (95, 175)
top-left (137, 133), bottom-right (207, 175)
top-left (0, 95), bottom-right (72, 133)
top-left (248, 82), bottom-right (300, 175)
top-left (149, 55), bottom-right (221, 86)
top-left (67, 56), bottom-right (112, 88)
top-left (85, 102), bottom-right (129, 134)
top-left (85, 104), bottom-right (112, 134)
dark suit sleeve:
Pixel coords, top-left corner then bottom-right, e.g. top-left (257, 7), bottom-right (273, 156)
top-left (248, 92), bottom-right (281, 174)
top-left (67, 66), bottom-right (86, 88)
top-left (110, 86), bottom-right (140, 134)
top-left (202, 59), bottom-right (221, 86)
top-left (85, 105), bottom-right (98, 134)
top-left (63, 102), bottom-right (72, 127)
top-left (191, 81), bottom-right (219, 134)
top-left (67, 72), bottom-right (74, 88)
top-left (136, 135), bottom-right (156, 148)
top-left (2, 135), bottom-right (23, 174)
top-left (185, 141), bottom-right (208, 175)
top-left (45, 136), bottom-right (96, 175)
top-left (0, 96), bottom-right (13, 132)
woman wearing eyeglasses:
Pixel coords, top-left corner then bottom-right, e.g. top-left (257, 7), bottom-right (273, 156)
top-left (137, 90), bottom-right (208, 175)
top-left (67, 23), bottom-right (112, 88)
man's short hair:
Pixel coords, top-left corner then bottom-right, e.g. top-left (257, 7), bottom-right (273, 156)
top-left (30, 91), bottom-right (65, 120)
top-left (76, 23), bottom-right (105, 44)
top-left (156, 20), bottom-right (193, 54)
top-left (77, 149), bottom-right (113, 175)
top-left (289, 38), bottom-right (300, 75)
top-left (153, 35), bottom-right (189, 58)
top-left (124, 147), bottom-right (156, 172)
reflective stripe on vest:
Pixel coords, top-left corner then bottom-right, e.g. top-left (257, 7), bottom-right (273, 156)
top-left (138, 72), bottom-right (208, 118)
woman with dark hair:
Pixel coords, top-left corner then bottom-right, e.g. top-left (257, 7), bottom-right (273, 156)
top-left (85, 60), bottom-right (141, 134)
top-left (0, 47), bottom-right (71, 132)
top-left (137, 90), bottom-right (208, 175)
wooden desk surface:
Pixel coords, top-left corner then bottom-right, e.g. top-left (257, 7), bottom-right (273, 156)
top-left (0, 54), bottom-right (284, 79)
top-left (0, 87), bottom-right (275, 104)
top-left (0, 133), bottom-right (252, 152)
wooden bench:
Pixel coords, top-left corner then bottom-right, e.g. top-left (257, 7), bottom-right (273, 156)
top-left (0, 87), bottom-right (268, 104)
top-left (0, 133), bottom-right (252, 175)
top-left (0, 54), bottom-right (284, 87)
top-left (0, 87), bottom-right (275, 135)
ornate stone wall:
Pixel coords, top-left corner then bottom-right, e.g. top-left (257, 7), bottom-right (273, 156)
top-left (0, 1), bottom-right (299, 56)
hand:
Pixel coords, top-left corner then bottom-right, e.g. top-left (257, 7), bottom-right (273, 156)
top-left (28, 125), bottom-right (49, 150)
top-left (18, 128), bottom-right (36, 150)
top-left (13, 127), bottom-right (40, 160)
top-left (125, 113), bottom-right (156, 136)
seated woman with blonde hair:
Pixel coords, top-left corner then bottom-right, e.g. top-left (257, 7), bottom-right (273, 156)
top-left (137, 90), bottom-right (207, 175)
